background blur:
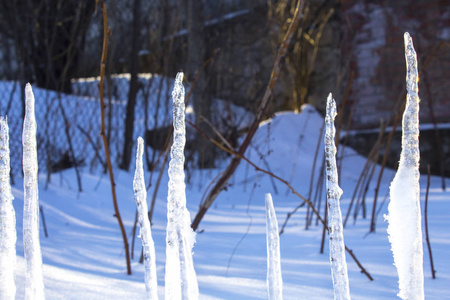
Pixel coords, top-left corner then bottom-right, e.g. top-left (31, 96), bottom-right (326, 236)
top-left (0, 0), bottom-right (448, 181)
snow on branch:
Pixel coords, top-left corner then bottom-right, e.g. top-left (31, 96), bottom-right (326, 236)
top-left (23, 84), bottom-right (45, 300)
top-left (265, 193), bottom-right (283, 300)
top-left (386, 32), bottom-right (424, 300)
top-left (0, 116), bottom-right (16, 300)
top-left (324, 93), bottom-right (350, 300)
top-left (133, 137), bottom-right (158, 300)
top-left (165, 72), bottom-right (199, 300)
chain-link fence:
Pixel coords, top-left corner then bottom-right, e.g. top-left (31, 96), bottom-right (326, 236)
top-left (1, 71), bottom-right (255, 186)
top-left (1, 75), bottom-right (176, 181)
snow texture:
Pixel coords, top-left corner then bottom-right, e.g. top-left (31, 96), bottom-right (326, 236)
top-left (265, 193), bottom-right (283, 300)
top-left (165, 72), bottom-right (199, 300)
top-left (324, 93), bottom-right (350, 300)
top-left (0, 117), bottom-right (16, 300)
top-left (133, 137), bottom-right (158, 300)
top-left (385, 32), bottom-right (424, 300)
top-left (5, 102), bottom-right (450, 299)
top-left (22, 84), bottom-right (45, 300)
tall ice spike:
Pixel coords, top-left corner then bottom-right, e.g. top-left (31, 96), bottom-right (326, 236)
top-left (23, 83), bottom-right (45, 300)
top-left (265, 193), bottom-right (283, 300)
top-left (165, 72), bottom-right (199, 300)
top-left (324, 93), bottom-right (350, 300)
top-left (134, 137), bottom-right (158, 300)
top-left (386, 32), bottom-right (424, 300)
top-left (0, 117), bottom-right (16, 300)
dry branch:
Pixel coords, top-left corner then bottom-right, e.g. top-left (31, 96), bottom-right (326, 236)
top-left (424, 165), bottom-right (436, 279)
top-left (187, 119), bottom-right (373, 281)
top-left (191, 0), bottom-right (306, 231)
top-left (97, 1), bottom-right (131, 275)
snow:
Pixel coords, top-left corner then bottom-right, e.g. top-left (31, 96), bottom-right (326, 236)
top-left (265, 193), bottom-right (283, 300)
top-left (165, 72), bottom-right (199, 299)
top-left (385, 32), bottom-right (424, 300)
top-left (22, 84), bottom-right (45, 300)
top-left (1, 83), bottom-right (449, 299)
top-left (324, 94), bottom-right (350, 300)
top-left (133, 137), bottom-right (158, 299)
top-left (0, 116), bottom-right (16, 300)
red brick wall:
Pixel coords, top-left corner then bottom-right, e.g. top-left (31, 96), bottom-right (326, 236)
top-left (340, 0), bottom-right (450, 129)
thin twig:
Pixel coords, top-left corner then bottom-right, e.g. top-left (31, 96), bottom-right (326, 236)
top-left (306, 120), bottom-right (325, 229)
top-left (185, 48), bottom-right (220, 106)
top-left (200, 115), bottom-right (233, 151)
top-left (320, 199), bottom-right (328, 254)
top-left (192, 0), bottom-right (306, 231)
top-left (56, 95), bottom-right (83, 192)
top-left (131, 209), bottom-right (138, 260)
top-left (97, 1), bottom-right (131, 275)
top-left (419, 41), bottom-right (446, 191)
top-left (187, 119), bottom-right (374, 281)
top-left (279, 202), bottom-right (306, 235)
top-left (76, 124), bottom-right (106, 168)
top-left (344, 120), bottom-right (385, 227)
top-left (336, 71), bottom-right (354, 181)
top-left (285, 111), bottom-right (312, 196)
top-left (187, 120), bottom-right (315, 214)
top-left (39, 205), bottom-right (48, 238)
top-left (425, 164), bottom-right (436, 279)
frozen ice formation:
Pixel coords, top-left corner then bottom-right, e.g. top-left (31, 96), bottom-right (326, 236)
top-left (0, 117), bottom-right (16, 300)
top-left (23, 83), bottom-right (45, 300)
top-left (265, 193), bottom-right (283, 300)
top-left (134, 137), bottom-right (158, 299)
top-left (386, 32), bottom-right (424, 300)
top-left (165, 72), bottom-right (199, 300)
top-left (324, 93), bottom-right (350, 300)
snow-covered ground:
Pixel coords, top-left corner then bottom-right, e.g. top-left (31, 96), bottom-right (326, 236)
top-left (9, 105), bottom-right (450, 299)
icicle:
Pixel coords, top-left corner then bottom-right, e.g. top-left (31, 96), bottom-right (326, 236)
top-left (0, 117), bottom-right (16, 300)
top-left (385, 32), bottom-right (424, 300)
top-left (165, 72), bottom-right (199, 300)
top-left (324, 93), bottom-right (350, 300)
top-left (265, 193), bottom-right (283, 300)
top-left (23, 84), bottom-right (45, 300)
top-left (134, 137), bottom-right (158, 300)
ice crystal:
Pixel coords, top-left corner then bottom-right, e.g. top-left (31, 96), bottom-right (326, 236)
top-left (0, 117), bottom-right (16, 300)
top-left (23, 84), bottom-right (45, 300)
top-left (165, 72), bottom-right (199, 300)
top-left (386, 32), bottom-right (424, 300)
top-left (134, 137), bottom-right (158, 300)
top-left (265, 193), bottom-right (283, 300)
top-left (324, 93), bottom-right (350, 300)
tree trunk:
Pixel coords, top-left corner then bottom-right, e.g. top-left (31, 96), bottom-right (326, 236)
top-left (120, 0), bottom-right (141, 171)
top-left (191, 0), bottom-right (306, 230)
top-left (187, 0), bottom-right (216, 168)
